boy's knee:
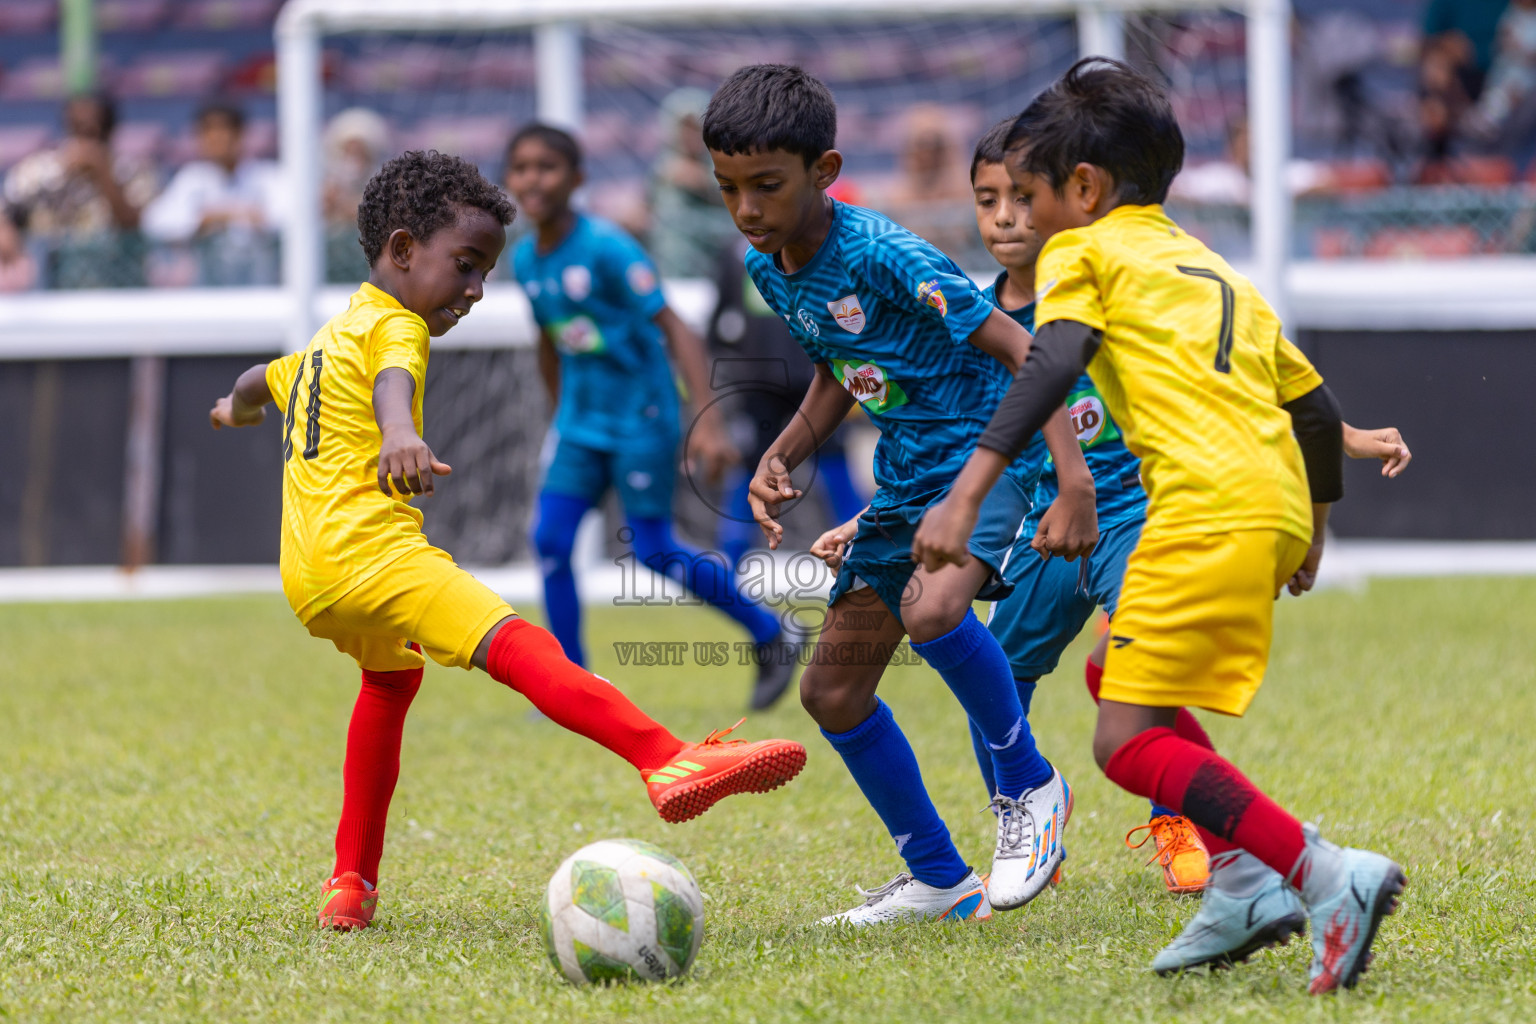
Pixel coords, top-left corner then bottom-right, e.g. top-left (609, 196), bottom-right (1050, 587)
top-left (902, 594), bottom-right (971, 644)
top-left (533, 517), bottom-right (574, 561)
top-left (1091, 728), bottom-right (1121, 773)
top-left (799, 668), bottom-right (850, 723)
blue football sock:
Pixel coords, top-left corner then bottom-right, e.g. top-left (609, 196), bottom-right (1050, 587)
top-left (532, 491), bottom-right (594, 667)
top-left (822, 699), bottom-right (969, 889)
top-left (913, 610), bottom-right (1053, 799)
top-left (969, 678), bottom-right (1038, 798)
top-left (629, 516), bottom-right (781, 645)
top-left (1151, 803), bottom-right (1179, 820)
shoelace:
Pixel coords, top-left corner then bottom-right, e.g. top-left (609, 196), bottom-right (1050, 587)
top-left (989, 794), bottom-right (1032, 855)
top-left (1124, 815), bottom-right (1201, 867)
top-left (855, 872), bottom-right (914, 906)
top-left (698, 717), bottom-right (748, 747)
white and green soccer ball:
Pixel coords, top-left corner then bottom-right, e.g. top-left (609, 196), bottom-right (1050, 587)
top-left (540, 838), bottom-right (705, 985)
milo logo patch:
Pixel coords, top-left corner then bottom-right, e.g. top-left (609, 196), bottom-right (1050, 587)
top-left (831, 359), bottom-right (909, 415)
top-left (1067, 385), bottom-right (1119, 449)
top-left (552, 315), bottom-right (606, 355)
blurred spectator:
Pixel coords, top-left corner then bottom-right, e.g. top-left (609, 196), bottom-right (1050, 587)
top-left (1419, 0), bottom-right (1508, 161)
top-left (1171, 117), bottom-right (1330, 205)
top-left (142, 100), bottom-right (283, 286)
top-left (323, 107), bottom-right (390, 226)
top-left (646, 88), bottom-right (738, 278)
top-left (2, 92), bottom-right (157, 288)
top-left (321, 107), bottom-right (389, 282)
top-left (1471, 0), bottom-right (1536, 150)
top-left (877, 103), bottom-right (974, 260)
top-left (0, 206), bottom-right (38, 293)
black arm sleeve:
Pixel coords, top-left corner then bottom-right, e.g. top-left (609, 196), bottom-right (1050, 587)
top-left (1280, 382), bottom-right (1344, 504)
top-left (976, 319), bottom-right (1102, 460)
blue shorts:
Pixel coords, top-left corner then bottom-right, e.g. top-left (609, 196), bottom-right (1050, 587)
top-left (826, 472), bottom-right (1031, 626)
top-left (540, 433), bottom-right (678, 521)
top-left (986, 514), bottom-right (1145, 680)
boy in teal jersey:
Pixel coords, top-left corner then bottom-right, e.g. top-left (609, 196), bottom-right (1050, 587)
top-left (505, 124), bottom-right (800, 711)
top-left (704, 64), bottom-right (1101, 925)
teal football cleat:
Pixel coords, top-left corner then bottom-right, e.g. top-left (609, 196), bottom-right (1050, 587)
top-left (1152, 867), bottom-right (1307, 975)
top-left (1301, 828), bottom-right (1407, 994)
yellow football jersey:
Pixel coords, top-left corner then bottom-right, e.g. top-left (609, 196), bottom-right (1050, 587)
top-left (264, 283), bottom-right (432, 622)
top-left (1034, 204), bottom-right (1323, 543)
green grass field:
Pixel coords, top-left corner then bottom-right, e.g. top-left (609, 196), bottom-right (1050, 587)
top-left (1, 577), bottom-right (1533, 1023)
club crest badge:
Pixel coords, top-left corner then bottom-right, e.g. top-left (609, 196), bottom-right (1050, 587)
top-left (916, 279), bottom-right (948, 316)
top-left (826, 294), bottom-right (866, 334)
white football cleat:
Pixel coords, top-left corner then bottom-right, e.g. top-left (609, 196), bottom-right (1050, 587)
top-left (818, 870), bottom-right (991, 927)
top-left (987, 764), bottom-right (1072, 910)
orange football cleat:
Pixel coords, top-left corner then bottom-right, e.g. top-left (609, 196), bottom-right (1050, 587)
top-left (316, 871), bottom-right (379, 931)
top-left (644, 719), bottom-right (807, 824)
top-left (1126, 815), bottom-right (1210, 894)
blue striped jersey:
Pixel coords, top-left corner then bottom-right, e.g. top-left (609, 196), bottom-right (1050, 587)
top-left (513, 214), bottom-right (679, 451)
top-left (744, 200), bottom-right (1027, 514)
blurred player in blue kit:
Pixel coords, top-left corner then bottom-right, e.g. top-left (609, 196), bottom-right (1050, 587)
top-left (504, 124), bottom-right (801, 711)
top-left (704, 64), bottom-right (1103, 925)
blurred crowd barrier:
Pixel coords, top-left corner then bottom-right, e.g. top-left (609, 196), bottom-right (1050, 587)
top-left (1, 1), bottom-right (1535, 292)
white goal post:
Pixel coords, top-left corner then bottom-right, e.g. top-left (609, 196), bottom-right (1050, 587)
top-left (274, 0), bottom-right (1296, 352)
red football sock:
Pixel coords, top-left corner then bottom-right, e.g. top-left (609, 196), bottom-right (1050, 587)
top-left (1173, 708), bottom-right (1215, 751)
top-left (1104, 727), bottom-right (1306, 872)
top-left (1084, 658), bottom-right (1103, 701)
top-left (332, 664), bottom-right (422, 886)
top-left (486, 618), bottom-right (684, 771)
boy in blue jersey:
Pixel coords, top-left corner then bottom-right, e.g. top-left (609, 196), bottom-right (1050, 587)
top-left (703, 64), bottom-right (1101, 925)
top-left (504, 124), bottom-right (800, 711)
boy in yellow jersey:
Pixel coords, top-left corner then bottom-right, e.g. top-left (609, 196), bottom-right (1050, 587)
top-left (209, 151), bottom-right (805, 932)
top-left (912, 61), bottom-right (1405, 994)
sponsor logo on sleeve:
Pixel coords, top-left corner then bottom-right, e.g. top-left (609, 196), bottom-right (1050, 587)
top-left (915, 279), bottom-right (948, 317)
top-left (826, 294), bottom-right (866, 334)
top-left (625, 262), bottom-right (658, 296)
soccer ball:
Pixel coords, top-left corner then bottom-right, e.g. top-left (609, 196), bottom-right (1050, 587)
top-left (539, 838), bottom-right (705, 985)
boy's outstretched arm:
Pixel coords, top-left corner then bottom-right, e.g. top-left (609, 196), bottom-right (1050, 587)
top-left (749, 363), bottom-right (856, 549)
top-left (1343, 422), bottom-right (1412, 478)
top-left (655, 305), bottom-right (737, 485)
top-left (913, 319), bottom-right (1099, 571)
top-left (210, 362), bottom-right (274, 429)
top-left (373, 367), bottom-right (452, 498)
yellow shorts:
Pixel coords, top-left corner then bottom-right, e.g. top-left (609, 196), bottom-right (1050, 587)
top-left (1099, 528), bottom-right (1309, 717)
top-left (303, 545), bottom-right (515, 672)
